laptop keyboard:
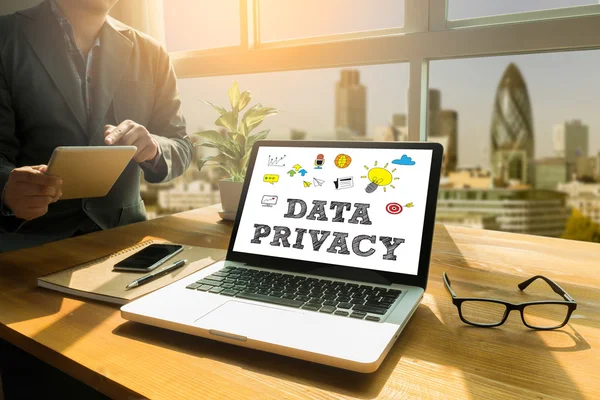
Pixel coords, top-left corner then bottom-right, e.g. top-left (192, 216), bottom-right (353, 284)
top-left (185, 266), bottom-right (402, 322)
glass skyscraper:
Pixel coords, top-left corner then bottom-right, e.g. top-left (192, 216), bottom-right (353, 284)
top-left (335, 70), bottom-right (367, 136)
top-left (490, 63), bottom-right (535, 185)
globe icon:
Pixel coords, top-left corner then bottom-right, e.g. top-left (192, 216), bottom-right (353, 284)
top-left (334, 154), bottom-right (352, 168)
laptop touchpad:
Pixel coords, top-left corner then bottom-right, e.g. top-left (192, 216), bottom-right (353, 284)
top-left (194, 300), bottom-right (305, 339)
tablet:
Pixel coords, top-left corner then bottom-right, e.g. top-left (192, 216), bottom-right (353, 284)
top-left (46, 146), bottom-right (137, 200)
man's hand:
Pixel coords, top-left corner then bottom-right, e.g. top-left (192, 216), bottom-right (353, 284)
top-left (104, 120), bottom-right (159, 163)
top-left (3, 165), bottom-right (62, 221)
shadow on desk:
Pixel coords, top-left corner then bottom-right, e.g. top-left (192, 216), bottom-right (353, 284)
top-left (426, 225), bottom-right (588, 400)
top-left (112, 319), bottom-right (405, 399)
top-left (0, 264), bottom-right (64, 328)
top-left (112, 301), bottom-right (588, 400)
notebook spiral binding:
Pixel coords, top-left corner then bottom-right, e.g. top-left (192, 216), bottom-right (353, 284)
top-left (40, 240), bottom-right (155, 277)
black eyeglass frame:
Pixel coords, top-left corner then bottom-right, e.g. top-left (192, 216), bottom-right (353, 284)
top-left (443, 272), bottom-right (577, 330)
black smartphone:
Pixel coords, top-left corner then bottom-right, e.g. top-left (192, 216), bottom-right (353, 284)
top-left (113, 244), bottom-right (184, 272)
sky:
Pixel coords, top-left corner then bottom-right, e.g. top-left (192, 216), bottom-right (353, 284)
top-left (166, 0), bottom-right (600, 168)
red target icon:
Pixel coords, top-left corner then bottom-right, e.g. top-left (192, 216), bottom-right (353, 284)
top-left (386, 202), bottom-right (403, 215)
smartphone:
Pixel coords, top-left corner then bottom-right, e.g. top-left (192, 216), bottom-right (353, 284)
top-left (113, 244), bottom-right (184, 272)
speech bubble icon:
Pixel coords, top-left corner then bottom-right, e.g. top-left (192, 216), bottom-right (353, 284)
top-left (263, 174), bottom-right (279, 184)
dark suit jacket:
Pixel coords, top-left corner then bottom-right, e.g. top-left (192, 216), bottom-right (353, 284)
top-left (0, 1), bottom-right (193, 251)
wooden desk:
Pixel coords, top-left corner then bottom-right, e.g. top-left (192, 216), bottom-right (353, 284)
top-left (1, 205), bottom-right (598, 399)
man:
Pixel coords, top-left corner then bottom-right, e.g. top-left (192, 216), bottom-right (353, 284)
top-left (0, 0), bottom-right (193, 396)
top-left (0, 0), bottom-right (193, 252)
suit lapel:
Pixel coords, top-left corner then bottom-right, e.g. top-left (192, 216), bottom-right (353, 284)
top-left (88, 19), bottom-right (133, 144)
top-left (20, 1), bottom-right (88, 133)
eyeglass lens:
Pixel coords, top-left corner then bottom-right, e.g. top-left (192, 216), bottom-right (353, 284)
top-left (522, 304), bottom-right (570, 329)
top-left (460, 301), bottom-right (507, 325)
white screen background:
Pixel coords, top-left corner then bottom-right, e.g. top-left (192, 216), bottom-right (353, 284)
top-left (233, 146), bottom-right (433, 275)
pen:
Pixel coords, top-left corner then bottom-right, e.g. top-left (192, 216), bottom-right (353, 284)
top-left (126, 259), bottom-right (188, 290)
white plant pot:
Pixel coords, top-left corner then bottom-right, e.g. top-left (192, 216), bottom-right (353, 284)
top-left (218, 179), bottom-right (244, 220)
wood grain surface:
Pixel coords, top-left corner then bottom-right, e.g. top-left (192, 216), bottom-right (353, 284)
top-left (0, 204), bottom-right (598, 400)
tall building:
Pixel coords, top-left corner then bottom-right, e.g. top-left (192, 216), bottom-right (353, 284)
top-left (424, 88), bottom-right (457, 174)
top-left (535, 157), bottom-right (571, 190)
top-left (290, 129), bottom-right (307, 141)
top-left (575, 155), bottom-right (598, 180)
top-left (335, 70), bottom-right (366, 136)
top-left (373, 125), bottom-right (408, 142)
top-left (392, 113), bottom-right (406, 127)
top-left (437, 188), bottom-right (569, 237)
top-left (427, 135), bottom-right (450, 175)
top-left (490, 63), bottom-right (535, 185)
top-left (440, 110), bottom-right (458, 174)
top-left (553, 120), bottom-right (589, 164)
top-left (427, 89), bottom-right (441, 138)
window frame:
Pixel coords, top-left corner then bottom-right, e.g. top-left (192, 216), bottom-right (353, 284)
top-left (446, 2), bottom-right (600, 28)
top-left (167, 0), bottom-right (600, 142)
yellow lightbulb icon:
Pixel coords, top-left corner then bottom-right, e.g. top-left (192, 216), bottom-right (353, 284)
top-left (362, 162), bottom-right (399, 193)
top-left (366, 168), bottom-right (392, 193)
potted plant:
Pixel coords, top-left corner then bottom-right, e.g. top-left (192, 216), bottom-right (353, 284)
top-left (193, 82), bottom-right (279, 219)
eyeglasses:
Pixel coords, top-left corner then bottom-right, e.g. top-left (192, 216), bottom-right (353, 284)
top-left (443, 272), bottom-right (577, 330)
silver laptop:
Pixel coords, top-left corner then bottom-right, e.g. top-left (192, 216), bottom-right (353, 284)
top-left (121, 141), bottom-right (443, 373)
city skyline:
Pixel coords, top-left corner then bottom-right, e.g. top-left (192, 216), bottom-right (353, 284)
top-left (178, 50), bottom-right (600, 169)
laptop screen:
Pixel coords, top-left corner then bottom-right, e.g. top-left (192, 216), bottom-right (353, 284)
top-left (232, 146), bottom-right (434, 276)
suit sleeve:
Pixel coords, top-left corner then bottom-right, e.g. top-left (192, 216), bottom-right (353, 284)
top-left (0, 50), bottom-right (18, 205)
top-left (139, 45), bottom-right (193, 184)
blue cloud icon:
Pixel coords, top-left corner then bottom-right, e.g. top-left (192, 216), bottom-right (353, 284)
top-left (392, 155), bottom-right (416, 166)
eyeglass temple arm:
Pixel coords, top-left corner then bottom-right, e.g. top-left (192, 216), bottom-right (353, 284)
top-left (518, 275), bottom-right (575, 302)
top-left (443, 272), bottom-right (457, 298)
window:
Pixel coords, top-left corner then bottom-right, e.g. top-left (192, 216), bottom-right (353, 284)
top-left (163, 0), bottom-right (240, 52)
top-left (259, 0), bottom-right (405, 43)
top-left (430, 51), bottom-right (600, 238)
top-left (142, 64), bottom-right (409, 218)
top-left (447, 0), bottom-right (600, 21)
top-left (152, 0), bottom-right (600, 244)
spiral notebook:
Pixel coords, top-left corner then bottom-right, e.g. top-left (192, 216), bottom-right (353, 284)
top-left (37, 238), bottom-right (226, 305)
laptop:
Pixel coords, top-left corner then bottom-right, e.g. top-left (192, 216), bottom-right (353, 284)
top-left (121, 141), bottom-right (443, 373)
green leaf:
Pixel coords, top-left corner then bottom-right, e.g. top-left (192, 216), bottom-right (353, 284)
top-left (193, 130), bottom-right (226, 145)
top-left (194, 142), bottom-right (218, 149)
top-left (238, 90), bottom-right (251, 111)
top-left (230, 174), bottom-right (245, 183)
top-left (235, 133), bottom-right (247, 151)
top-left (219, 146), bottom-right (239, 159)
top-left (239, 121), bottom-right (248, 137)
top-left (215, 111), bottom-right (238, 133)
top-left (228, 82), bottom-right (240, 110)
top-left (241, 104), bottom-right (261, 120)
top-left (246, 129), bottom-right (270, 149)
top-left (202, 100), bottom-right (227, 116)
top-left (212, 154), bottom-right (231, 164)
top-left (242, 105), bottom-right (280, 132)
top-left (195, 155), bottom-right (215, 174)
top-left (221, 129), bottom-right (235, 142)
top-left (220, 140), bottom-right (243, 159)
top-left (192, 130), bottom-right (239, 158)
